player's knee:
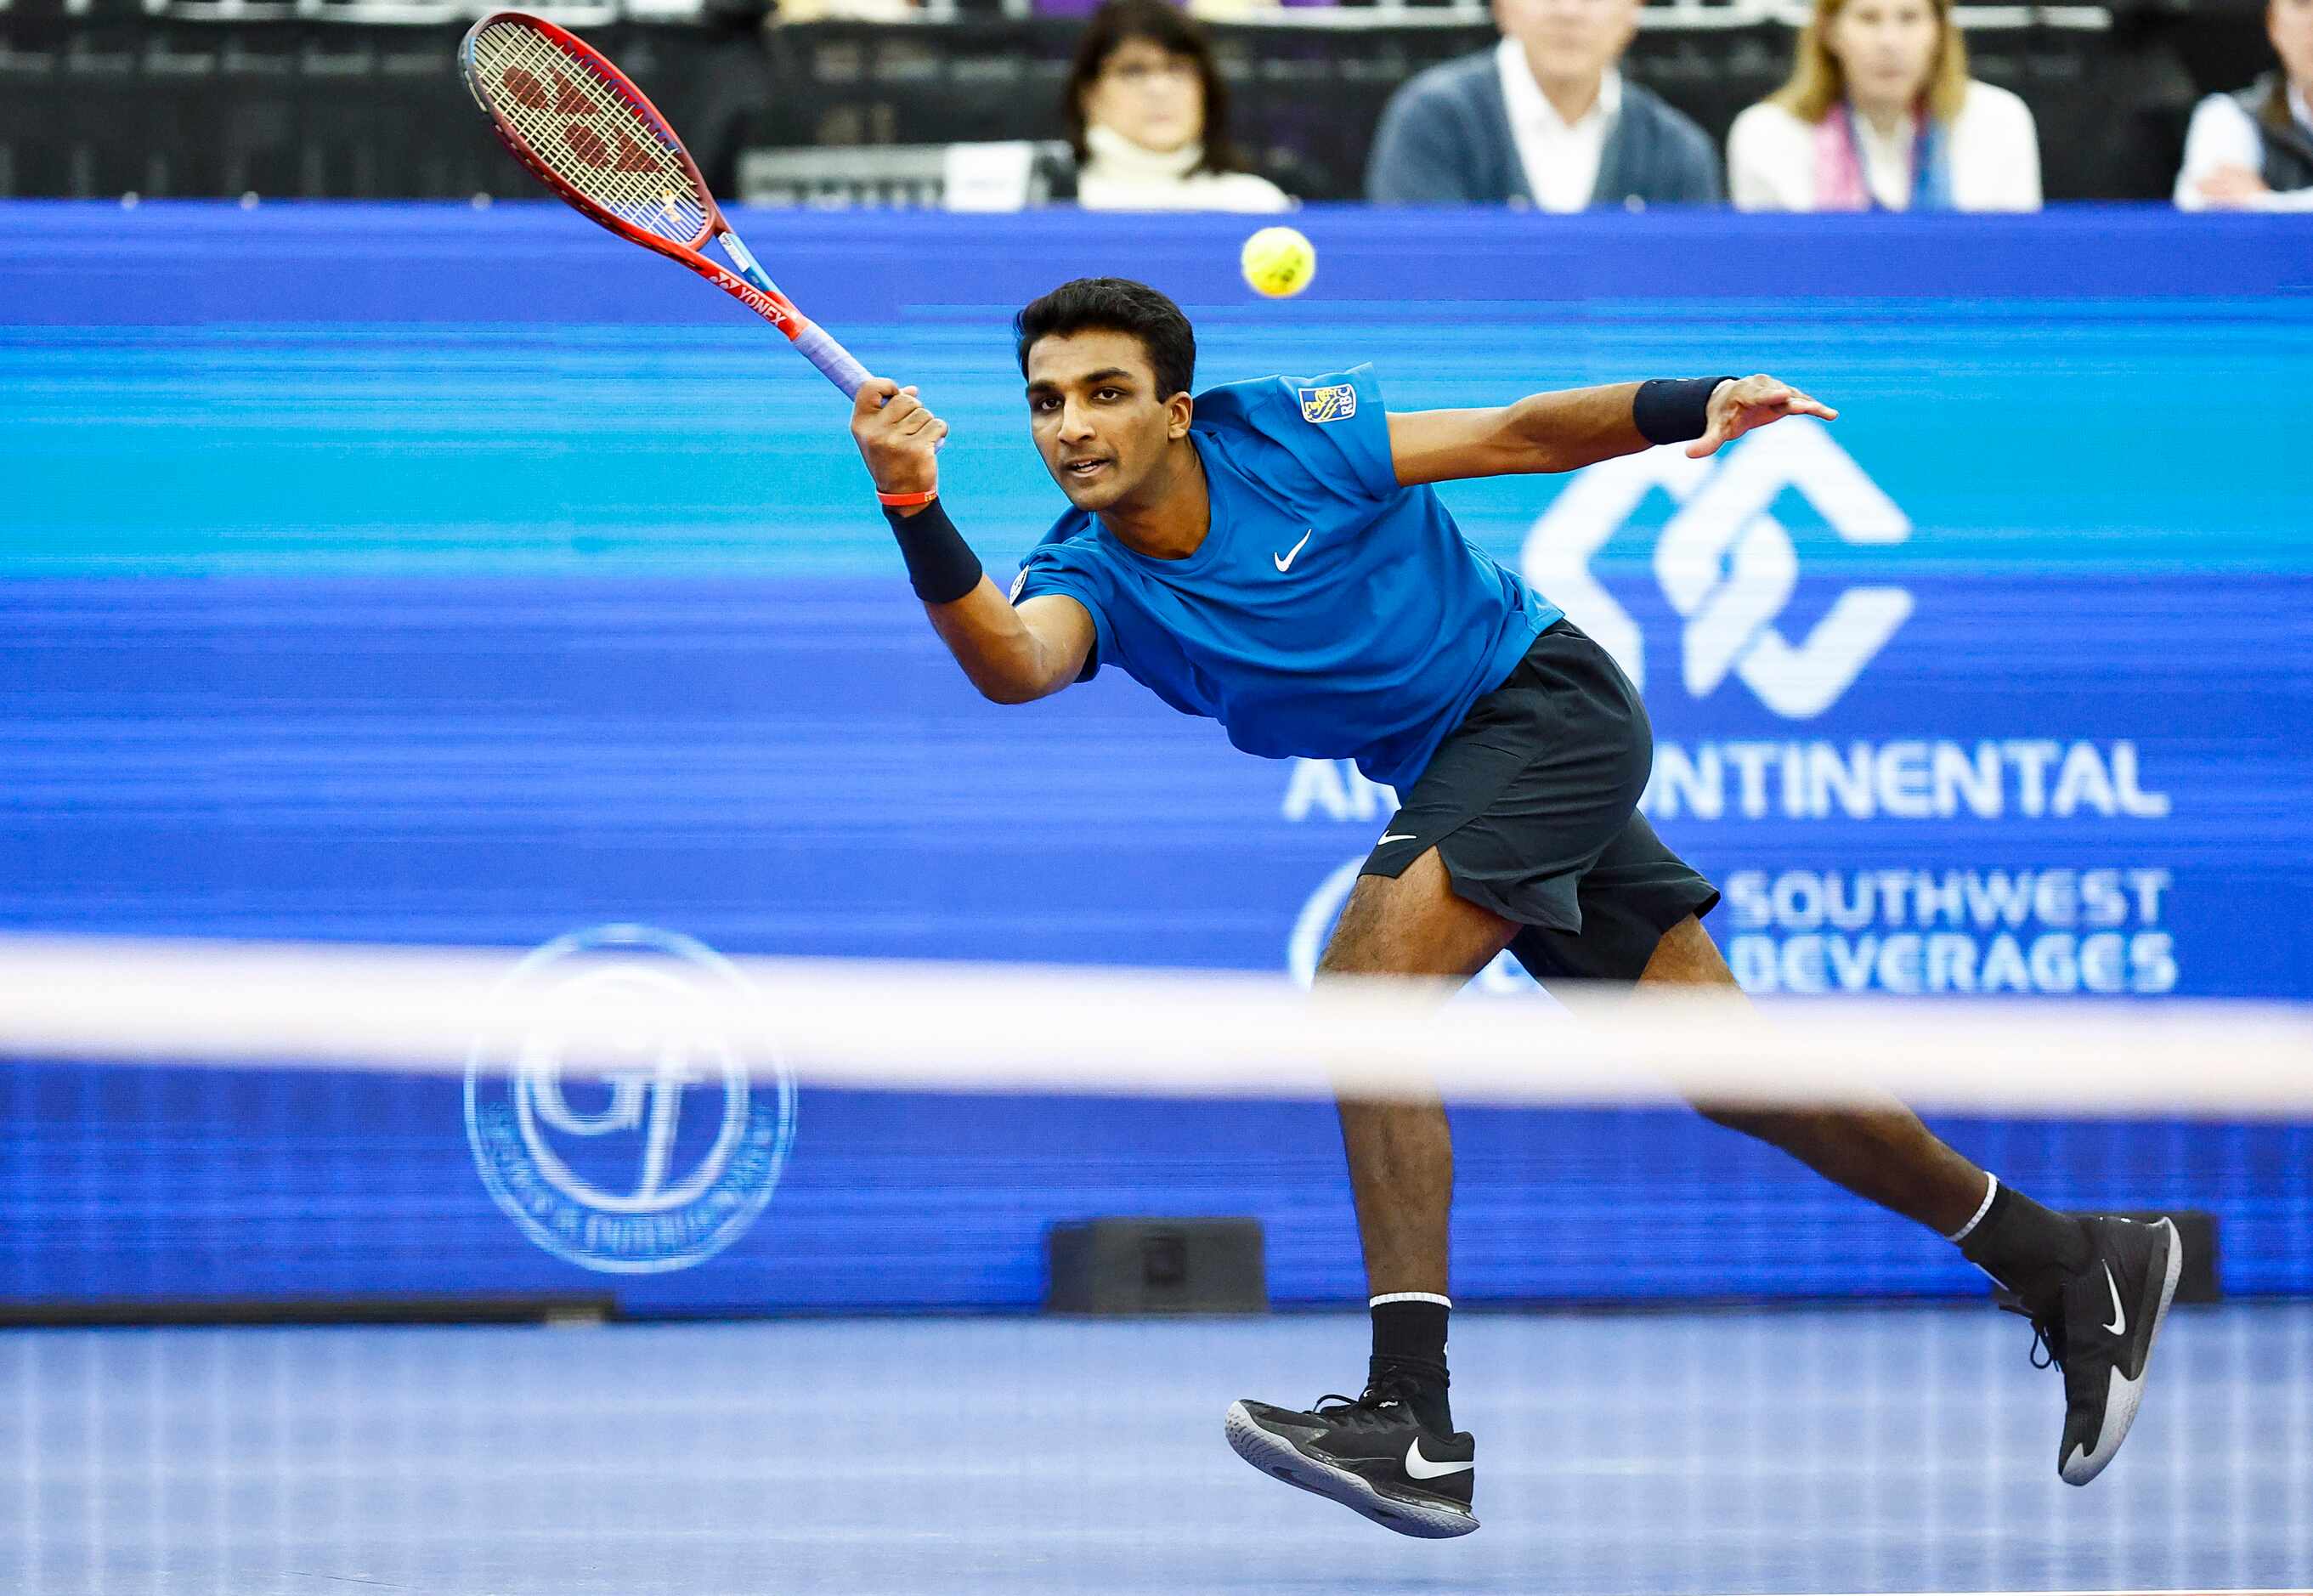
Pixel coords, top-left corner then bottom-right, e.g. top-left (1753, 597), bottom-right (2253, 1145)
top-left (1638, 915), bottom-right (1738, 988)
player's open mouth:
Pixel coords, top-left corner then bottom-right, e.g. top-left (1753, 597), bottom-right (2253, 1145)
top-left (1064, 459), bottom-right (1109, 481)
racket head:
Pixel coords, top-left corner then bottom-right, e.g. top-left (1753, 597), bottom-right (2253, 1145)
top-left (460, 10), bottom-right (719, 252)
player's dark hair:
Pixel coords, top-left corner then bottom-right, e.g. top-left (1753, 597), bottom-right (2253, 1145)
top-left (1061, 0), bottom-right (1243, 178)
top-left (1014, 277), bottom-right (1196, 402)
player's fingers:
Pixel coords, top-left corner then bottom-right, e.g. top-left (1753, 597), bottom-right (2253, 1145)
top-left (853, 378), bottom-right (899, 417)
top-left (1684, 428), bottom-right (1725, 460)
top-left (900, 406), bottom-right (940, 436)
top-left (883, 393), bottom-right (923, 426)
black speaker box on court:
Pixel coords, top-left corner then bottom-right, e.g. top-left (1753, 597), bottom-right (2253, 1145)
top-left (1045, 1218), bottom-right (1267, 1315)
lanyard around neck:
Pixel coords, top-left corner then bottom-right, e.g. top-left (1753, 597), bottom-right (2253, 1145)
top-left (1842, 101), bottom-right (1936, 212)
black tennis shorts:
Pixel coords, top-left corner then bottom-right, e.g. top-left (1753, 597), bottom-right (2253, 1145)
top-left (1358, 619), bottom-right (1720, 986)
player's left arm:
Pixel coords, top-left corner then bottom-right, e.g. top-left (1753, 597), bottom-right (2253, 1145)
top-left (1384, 376), bottom-right (1837, 486)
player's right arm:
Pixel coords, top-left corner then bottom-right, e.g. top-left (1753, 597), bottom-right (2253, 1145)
top-left (923, 587), bottom-right (1093, 705)
top-left (850, 377), bottom-right (1091, 705)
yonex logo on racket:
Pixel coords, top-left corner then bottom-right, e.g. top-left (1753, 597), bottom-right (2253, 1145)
top-left (463, 924), bottom-right (797, 1274)
top-left (495, 65), bottom-right (659, 174)
top-left (715, 273), bottom-right (796, 330)
top-left (498, 65), bottom-right (590, 116)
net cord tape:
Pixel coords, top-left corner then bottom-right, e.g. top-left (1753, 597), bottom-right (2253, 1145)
top-left (0, 934), bottom-right (2305, 1118)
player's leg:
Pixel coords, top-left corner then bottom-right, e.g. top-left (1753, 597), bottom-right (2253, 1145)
top-left (1228, 618), bottom-right (1651, 1537)
top-left (1320, 845), bottom-right (1518, 1310)
top-left (1628, 912), bottom-right (2184, 1486)
top-left (1224, 846), bottom-right (1512, 1541)
top-left (1639, 915), bottom-right (1993, 1234)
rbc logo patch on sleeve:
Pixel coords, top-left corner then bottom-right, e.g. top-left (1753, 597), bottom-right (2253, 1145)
top-left (1298, 383), bottom-right (1357, 424)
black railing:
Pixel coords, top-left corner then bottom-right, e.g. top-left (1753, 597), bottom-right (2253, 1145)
top-left (0, 7), bottom-right (2275, 200)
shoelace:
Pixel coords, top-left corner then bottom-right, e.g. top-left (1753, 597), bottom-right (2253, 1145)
top-left (1310, 1375), bottom-right (1422, 1430)
top-left (1993, 1287), bottom-right (2065, 1372)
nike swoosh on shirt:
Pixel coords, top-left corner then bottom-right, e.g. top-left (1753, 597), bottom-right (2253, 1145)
top-left (1273, 529), bottom-right (1314, 573)
top-left (1377, 833), bottom-right (1418, 846)
top-left (2101, 1262), bottom-right (2127, 1336)
top-left (1405, 1439), bottom-right (1473, 1480)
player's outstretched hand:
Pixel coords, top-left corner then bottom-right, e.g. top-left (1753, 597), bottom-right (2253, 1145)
top-left (851, 376), bottom-right (947, 498)
top-left (1686, 375), bottom-right (1838, 459)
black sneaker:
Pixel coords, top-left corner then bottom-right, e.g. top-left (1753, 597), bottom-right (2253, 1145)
top-left (2000, 1214), bottom-right (2184, 1486)
top-left (1224, 1374), bottom-right (1478, 1539)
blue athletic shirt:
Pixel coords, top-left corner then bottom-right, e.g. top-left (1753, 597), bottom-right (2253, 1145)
top-left (1010, 364), bottom-right (1563, 790)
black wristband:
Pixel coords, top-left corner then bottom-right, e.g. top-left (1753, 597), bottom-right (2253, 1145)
top-left (1633, 376), bottom-right (1735, 447)
top-left (885, 497), bottom-right (984, 606)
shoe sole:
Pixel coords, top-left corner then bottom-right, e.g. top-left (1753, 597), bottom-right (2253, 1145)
top-left (1224, 1401), bottom-right (1478, 1539)
top-left (2061, 1217), bottom-right (2185, 1486)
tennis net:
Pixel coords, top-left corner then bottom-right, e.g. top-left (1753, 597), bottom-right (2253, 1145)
top-left (2, 932), bottom-right (2308, 1596)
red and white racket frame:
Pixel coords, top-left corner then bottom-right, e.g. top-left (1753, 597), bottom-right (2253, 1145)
top-left (460, 9), bottom-right (869, 398)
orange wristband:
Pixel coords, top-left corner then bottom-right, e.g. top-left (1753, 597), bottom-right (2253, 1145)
top-left (875, 486), bottom-right (938, 507)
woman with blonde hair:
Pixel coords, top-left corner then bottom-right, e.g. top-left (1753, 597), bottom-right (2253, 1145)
top-left (1727, 0), bottom-right (2040, 211)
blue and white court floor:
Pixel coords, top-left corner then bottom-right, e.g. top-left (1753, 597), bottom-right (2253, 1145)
top-left (6, 1304), bottom-right (2309, 1595)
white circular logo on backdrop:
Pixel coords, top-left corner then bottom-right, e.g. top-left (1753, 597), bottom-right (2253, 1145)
top-left (464, 925), bottom-right (797, 1274)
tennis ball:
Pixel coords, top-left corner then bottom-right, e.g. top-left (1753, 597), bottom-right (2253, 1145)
top-left (1240, 225), bottom-right (1315, 299)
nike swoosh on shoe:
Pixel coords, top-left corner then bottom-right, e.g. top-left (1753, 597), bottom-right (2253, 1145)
top-left (2060, 1218), bottom-right (2183, 1486)
top-left (1405, 1439), bottom-right (1473, 1480)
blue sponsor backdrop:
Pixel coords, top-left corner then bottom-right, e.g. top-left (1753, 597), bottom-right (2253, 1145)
top-left (2, 205), bottom-right (2308, 1312)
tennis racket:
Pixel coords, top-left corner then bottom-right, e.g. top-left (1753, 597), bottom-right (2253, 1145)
top-left (459, 8), bottom-right (868, 399)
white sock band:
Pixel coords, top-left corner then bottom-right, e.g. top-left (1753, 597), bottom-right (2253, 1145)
top-left (1370, 1292), bottom-right (1453, 1310)
top-left (1945, 1174), bottom-right (1999, 1243)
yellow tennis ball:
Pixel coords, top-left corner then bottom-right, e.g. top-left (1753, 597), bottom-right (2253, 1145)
top-left (1240, 225), bottom-right (1315, 299)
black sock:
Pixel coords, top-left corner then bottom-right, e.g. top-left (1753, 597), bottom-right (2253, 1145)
top-left (1370, 1294), bottom-right (1452, 1433)
top-left (1955, 1177), bottom-right (2090, 1310)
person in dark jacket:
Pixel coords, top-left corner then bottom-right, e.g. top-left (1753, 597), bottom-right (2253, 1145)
top-left (2174, 0), bottom-right (2313, 211)
top-left (1366, 0), bottom-right (1721, 208)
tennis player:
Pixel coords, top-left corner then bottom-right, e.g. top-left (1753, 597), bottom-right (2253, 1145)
top-left (847, 277), bottom-right (2181, 1539)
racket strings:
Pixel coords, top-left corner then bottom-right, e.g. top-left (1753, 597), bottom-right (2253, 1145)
top-left (469, 19), bottom-right (709, 246)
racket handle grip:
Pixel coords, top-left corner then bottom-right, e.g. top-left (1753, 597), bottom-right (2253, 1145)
top-left (793, 320), bottom-right (869, 401)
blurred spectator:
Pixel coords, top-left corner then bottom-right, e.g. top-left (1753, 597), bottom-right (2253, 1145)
top-left (1063, 0), bottom-right (1292, 212)
top-left (1363, 0), bottom-right (1720, 209)
top-left (2174, 0), bottom-right (2313, 211)
top-left (1727, 0), bottom-right (2040, 212)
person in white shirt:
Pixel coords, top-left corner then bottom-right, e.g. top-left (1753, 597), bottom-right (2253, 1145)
top-left (1727, 0), bottom-right (2041, 212)
top-left (1063, 0), bottom-right (1292, 214)
top-left (1366, 0), bottom-right (1721, 207)
top-left (1488, 3), bottom-right (1626, 214)
top-left (2174, 0), bottom-right (2313, 212)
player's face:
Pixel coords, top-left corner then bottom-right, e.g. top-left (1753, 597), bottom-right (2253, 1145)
top-left (1081, 37), bottom-right (1205, 156)
top-left (1025, 331), bottom-right (1189, 513)
top-left (1824, 0), bottom-right (1943, 111)
top-left (1492, 0), bottom-right (1641, 89)
top-left (2274, 0), bottom-right (2313, 90)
